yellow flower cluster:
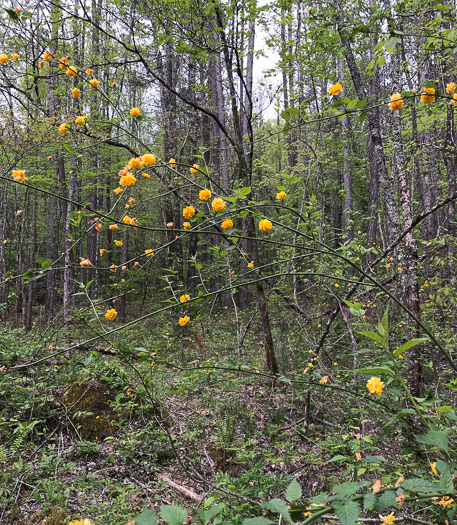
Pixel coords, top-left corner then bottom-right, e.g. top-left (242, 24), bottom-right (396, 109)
top-left (389, 93), bottom-right (403, 111)
top-left (145, 249), bottom-right (154, 256)
top-left (259, 219), bottom-right (272, 232)
top-left (179, 315), bottom-right (190, 326)
top-left (128, 158), bottom-right (142, 169)
top-left (190, 164), bottom-right (199, 174)
top-left (183, 222), bottom-right (191, 230)
top-left (199, 189), bottom-right (211, 200)
top-left (328, 82), bottom-right (343, 95)
top-left (89, 78), bottom-right (99, 89)
top-left (143, 153), bottom-right (156, 166)
top-left (183, 206), bottom-right (195, 219)
top-left (222, 219), bottom-right (233, 231)
top-left (212, 198), bottom-right (226, 212)
top-left (276, 191), bottom-right (286, 200)
top-left (180, 294), bottom-right (190, 303)
top-left (0, 54), bottom-right (9, 64)
top-left (114, 240), bottom-right (123, 247)
top-left (120, 173), bottom-right (136, 187)
top-left (421, 88), bottom-right (435, 105)
top-left (75, 116), bottom-right (87, 126)
top-left (130, 107), bottom-right (141, 117)
top-left (12, 170), bottom-right (27, 183)
top-left (59, 123), bottom-right (68, 134)
top-left (66, 66), bottom-right (77, 77)
top-left (366, 376), bottom-right (384, 395)
top-left (105, 309), bottom-right (117, 321)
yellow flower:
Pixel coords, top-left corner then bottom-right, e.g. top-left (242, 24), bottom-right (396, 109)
top-left (142, 172), bottom-right (151, 178)
top-left (183, 222), bottom-right (191, 230)
top-left (183, 206), bottom-right (196, 219)
top-left (120, 173), bottom-right (136, 187)
top-left (334, 283), bottom-right (339, 288)
top-left (421, 87), bottom-right (435, 105)
top-left (80, 257), bottom-right (92, 267)
top-left (72, 88), bottom-right (81, 98)
top-left (130, 107), bottom-right (141, 117)
top-left (180, 294), bottom-right (190, 303)
top-left (43, 51), bottom-right (53, 61)
top-left (89, 78), bottom-right (99, 89)
top-left (114, 240), bottom-right (123, 247)
top-left (128, 157), bottom-right (143, 169)
top-left (452, 93), bottom-right (457, 106)
top-left (276, 191), bottom-right (286, 200)
top-left (66, 66), bottom-right (77, 77)
top-left (105, 309), bottom-right (117, 321)
top-left (75, 116), bottom-right (87, 126)
top-left (145, 249), bottom-right (154, 256)
top-left (446, 83), bottom-right (456, 93)
top-left (110, 264), bottom-right (117, 272)
top-left (199, 188), bottom-right (212, 200)
top-left (222, 219), bottom-right (233, 231)
top-left (212, 198), bottom-right (226, 212)
top-left (86, 68), bottom-right (93, 76)
top-left (0, 54), bottom-right (9, 64)
top-left (59, 123), bottom-right (68, 134)
top-left (389, 93), bottom-right (403, 110)
top-left (247, 261), bottom-right (254, 269)
top-left (259, 219), bottom-right (273, 232)
top-left (109, 224), bottom-right (118, 231)
top-left (169, 158), bottom-right (176, 167)
top-left (328, 82), bottom-right (343, 95)
top-left (379, 512), bottom-right (395, 524)
top-left (12, 170), bottom-right (27, 183)
top-left (424, 283), bottom-right (428, 287)
top-left (129, 197), bottom-right (135, 204)
top-left (69, 520), bottom-right (94, 525)
top-left (179, 315), bottom-right (190, 326)
top-left (59, 57), bottom-right (68, 70)
top-left (430, 462), bottom-right (438, 476)
top-left (320, 376), bottom-right (329, 384)
top-left (386, 264), bottom-right (391, 269)
top-left (439, 496), bottom-right (454, 507)
top-left (190, 164), bottom-right (199, 174)
top-left (142, 153), bottom-right (156, 166)
top-left (367, 376), bottom-right (384, 395)
top-left (100, 249), bottom-right (107, 256)
top-left (123, 216), bottom-right (132, 224)
top-left (12, 53), bottom-right (19, 61)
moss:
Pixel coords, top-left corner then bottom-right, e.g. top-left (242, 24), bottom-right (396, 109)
top-left (61, 376), bottom-right (119, 439)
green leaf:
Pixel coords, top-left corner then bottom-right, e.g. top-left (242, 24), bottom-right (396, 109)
top-left (333, 481), bottom-right (367, 496)
top-left (238, 186), bottom-right (252, 197)
top-left (376, 56), bottom-right (386, 66)
top-left (355, 366), bottom-right (394, 376)
top-left (356, 331), bottom-right (387, 348)
top-left (242, 519), bottom-right (273, 525)
top-left (401, 478), bottom-right (439, 493)
top-left (394, 338), bottom-right (428, 357)
top-left (415, 430), bottom-right (448, 452)
top-left (263, 499), bottom-right (292, 523)
top-left (281, 110), bottom-right (291, 120)
top-left (194, 504), bottom-right (225, 525)
top-left (283, 124), bottom-right (291, 136)
top-left (363, 493), bottom-right (376, 510)
top-left (332, 501), bottom-right (360, 525)
top-left (285, 479), bottom-right (302, 502)
top-left (63, 143), bottom-right (75, 155)
top-left (374, 490), bottom-right (397, 510)
top-left (359, 112), bottom-right (367, 124)
top-left (381, 306), bottom-right (389, 337)
top-left (436, 405), bottom-right (452, 413)
top-left (160, 505), bottom-right (187, 525)
top-left (328, 454), bottom-right (349, 463)
top-left (362, 456), bottom-right (385, 464)
top-left (438, 471), bottom-right (454, 493)
top-left (286, 107), bottom-right (300, 116)
top-left (222, 196), bottom-right (238, 203)
top-left (5, 8), bottom-right (19, 20)
top-left (135, 509), bottom-right (159, 525)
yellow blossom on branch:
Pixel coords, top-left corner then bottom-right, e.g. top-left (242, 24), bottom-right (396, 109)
top-left (66, 66), bottom-right (77, 77)
top-left (145, 249), bottom-right (154, 256)
top-left (59, 123), bottom-right (68, 134)
top-left (212, 198), bottom-right (226, 212)
top-left (276, 191), bottom-right (286, 200)
top-left (389, 93), bottom-right (403, 111)
top-left (86, 68), bottom-right (93, 76)
top-left (72, 88), bottom-right (81, 98)
top-left (222, 219), bottom-right (233, 231)
top-left (421, 88), bottom-right (435, 105)
top-left (446, 83), bottom-right (456, 93)
top-left (120, 174), bottom-right (136, 187)
top-left (259, 219), bottom-right (272, 232)
top-left (367, 376), bottom-right (384, 395)
top-left (12, 170), bottom-right (27, 183)
top-left (179, 315), bottom-right (190, 326)
top-left (89, 78), bottom-right (99, 89)
top-left (75, 116), bottom-right (87, 126)
top-left (199, 188), bottom-right (212, 200)
top-left (143, 153), bottom-right (156, 166)
top-left (114, 240), bottom-right (123, 247)
top-left (190, 164), bottom-right (199, 174)
top-left (114, 187), bottom-right (123, 195)
top-left (169, 158), bottom-right (176, 167)
top-left (130, 107), bottom-right (140, 117)
top-left (183, 222), bottom-right (191, 230)
top-left (0, 54), bottom-right (9, 64)
top-left (128, 157), bottom-right (143, 169)
top-left (80, 258), bottom-right (92, 267)
top-left (183, 206), bottom-right (196, 219)
top-left (328, 82), bottom-right (343, 95)
top-left (43, 51), bottom-right (52, 61)
top-left (105, 309), bottom-right (117, 321)
top-left (180, 294), bottom-right (190, 303)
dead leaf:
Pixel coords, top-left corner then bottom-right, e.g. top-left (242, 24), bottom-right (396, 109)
top-left (373, 479), bottom-right (382, 494)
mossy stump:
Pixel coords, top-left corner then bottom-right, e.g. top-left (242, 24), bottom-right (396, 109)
top-left (61, 376), bottom-right (119, 439)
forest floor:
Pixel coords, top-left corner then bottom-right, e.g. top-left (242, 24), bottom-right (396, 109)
top-left (0, 313), bottom-right (440, 525)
